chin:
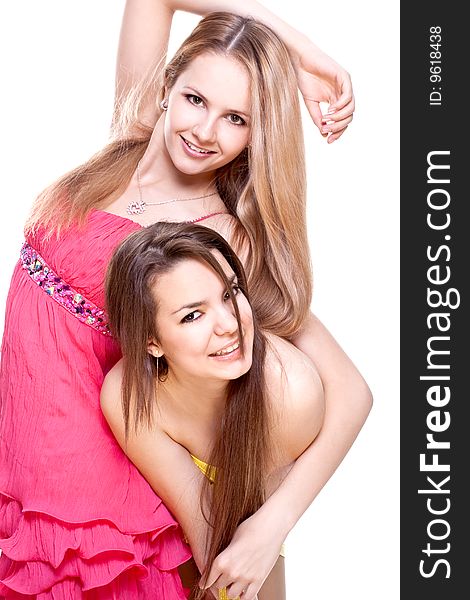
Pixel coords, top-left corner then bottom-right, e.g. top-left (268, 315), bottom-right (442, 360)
top-left (226, 357), bottom-right (253, 380)
top-left (172, 155), bottom-right (214, 176)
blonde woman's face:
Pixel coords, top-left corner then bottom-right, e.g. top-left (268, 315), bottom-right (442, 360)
top-left (150, 252), bottom-right (254, 383)
top-left (163, 53), bottom-right (251, 176)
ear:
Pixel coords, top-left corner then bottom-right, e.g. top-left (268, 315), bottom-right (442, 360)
top-left (147, 338), bottom-right (163, 358)
top-left (159, 86), bottom-right (169, 111)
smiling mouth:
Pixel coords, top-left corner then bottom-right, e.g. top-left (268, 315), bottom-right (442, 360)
top-left (181, 136), bottom-right (215, 154)
top-left (210, 340), bottom-right (240, 357)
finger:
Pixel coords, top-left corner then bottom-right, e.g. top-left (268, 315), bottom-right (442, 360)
top-left (327, 125), bottom-right (349, 143)
top-left (329, 74), bottom-right (353, 112)
top-left (203, 565), bottom-right (224, 589)
top-left (302, 98), bottom-right (323, 131)
top-left (321, 115), bottom-right (353, 136)
top-left (207, 575), bottom-right (234, 599)
top-left (332, 90), bottom-right (353, 113)
top-left (322, 99), bottom-right (355, 123)
top-left (226, 580), bottom-right (247, 598)
top-left (239, 583), bottom-right (259, 600)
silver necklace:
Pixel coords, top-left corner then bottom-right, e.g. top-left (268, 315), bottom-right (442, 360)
top-left (126, 161), bottom-right (218, 215)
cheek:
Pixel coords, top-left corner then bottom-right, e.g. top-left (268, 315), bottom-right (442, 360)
top-left (165, 100), bottom-right (188, 135)
top-left (164, 112), bottom-right (178, 143)
top-left (222, 127), bottom-right (250, 156)
top-left (239, 300), bottom-right (254, 332)
top-left (161, 328), bottom-right (209, 365)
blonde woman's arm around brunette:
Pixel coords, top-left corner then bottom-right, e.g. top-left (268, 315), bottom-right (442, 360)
top-left (203, 334), bottom-right (326, 600)
top-left (270, 313), bottom-right (373, 532)
top-left (204, 316), bottom-right (372, 597)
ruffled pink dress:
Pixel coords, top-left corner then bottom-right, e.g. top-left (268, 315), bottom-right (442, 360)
top-left (0, 210), bottom-right (192, 598)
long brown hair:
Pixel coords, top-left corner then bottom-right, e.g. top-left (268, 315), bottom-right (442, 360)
top-left (105, 222), bottom-right (270, 588)
top-left (26, 12), bottom-right (312, 339)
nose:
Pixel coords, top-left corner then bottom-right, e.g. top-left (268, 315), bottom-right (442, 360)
top-left (192, 115), bottom-right (217, 144)
top-left (213, 303), bottom-right (238, 337)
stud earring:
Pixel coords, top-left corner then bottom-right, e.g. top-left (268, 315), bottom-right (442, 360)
top-left (160, 99), bottom-right (168, 111)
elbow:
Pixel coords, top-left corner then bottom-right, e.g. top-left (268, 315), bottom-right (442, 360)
top-left (354, 375), bottom-right (373, 424)
top-left (307, 364), bottom-right (327, 442)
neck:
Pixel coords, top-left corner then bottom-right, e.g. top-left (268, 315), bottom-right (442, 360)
top-left (162, 368), bottom-right (228, 422)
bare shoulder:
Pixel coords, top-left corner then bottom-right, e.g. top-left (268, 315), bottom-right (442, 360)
top-left (264, 333), bottom-right (322, 398)
top-left (100, 359), bottom-right (127, 443)
top-left (100, 359), bottom-right (124, 415)
top-left (202, 212), bottom-right (238, 242)
top-left (100, 358), bottom-right (169, 455)
top-left (264, 334), bottom-right (325, 465)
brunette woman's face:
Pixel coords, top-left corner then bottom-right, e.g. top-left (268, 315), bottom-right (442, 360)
top-left (150, 252), bottom-right (254, 382)
top-left (163, 53), bottom-right (251, 176)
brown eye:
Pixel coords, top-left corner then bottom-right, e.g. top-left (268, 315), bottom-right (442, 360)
top-left (181, 310), bottom-right (202, 323)
top-left (224, 286), bottom-right (240, 301)
top-left (227, 113), bottom-right (245, 126)
top-left (187, 94), bottom-right (204, 106)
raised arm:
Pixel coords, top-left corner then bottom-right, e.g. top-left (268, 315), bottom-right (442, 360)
top-left (116, 0), bottom-right (354, 141)
top-left (115, 0), bottom-right (174, 122)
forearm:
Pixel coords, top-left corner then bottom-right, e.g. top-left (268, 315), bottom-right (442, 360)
top-left (116, 0), bottom-right (309, 124)
top-left (116, 0), bottom-right (174, 103)
top-left (261, 312), bottom-right (372, 535)
top-left (164, 0), bottom-right (313, 58)
top-left (263, 385), bottom-right (371, 534)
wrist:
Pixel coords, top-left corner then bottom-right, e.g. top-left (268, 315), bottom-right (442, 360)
top-left (256, 496), bottom-right (294, 540)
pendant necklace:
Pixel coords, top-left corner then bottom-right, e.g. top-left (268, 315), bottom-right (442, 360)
top-left (126, 161), bottom-right (218, 216)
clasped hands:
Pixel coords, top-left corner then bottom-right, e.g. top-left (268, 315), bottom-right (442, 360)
top-left (200, 510), bottom-right (286, 600)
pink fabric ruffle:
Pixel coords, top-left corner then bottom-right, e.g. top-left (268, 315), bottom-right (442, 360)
top-left (0, 211), bottom-right (193, 598)
top-left (0, 493), bottom-right (191, 599)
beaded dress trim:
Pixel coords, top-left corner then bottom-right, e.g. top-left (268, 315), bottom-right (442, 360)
top-left (20, 242), bottom-right (111, 336)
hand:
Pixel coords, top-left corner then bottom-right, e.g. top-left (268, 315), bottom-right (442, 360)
top-left (201, 511), bottom-right (285, 600)
top-left (293, 41), bottom-right (355, 143)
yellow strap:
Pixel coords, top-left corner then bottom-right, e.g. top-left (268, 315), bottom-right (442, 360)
top-left (190, 455), bottom-right (286, 557)
top-left (190, 454), bottom-right (217, 483)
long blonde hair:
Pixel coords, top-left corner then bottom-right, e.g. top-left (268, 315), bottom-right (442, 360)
top-left (26, 12), bottom-right (312, 339)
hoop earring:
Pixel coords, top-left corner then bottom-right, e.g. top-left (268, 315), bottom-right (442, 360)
top-left (160, 99), bottom-right (168, 111)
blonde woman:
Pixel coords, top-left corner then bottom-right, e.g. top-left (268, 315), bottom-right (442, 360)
top-left (0, 3), bottom-right (369, 599)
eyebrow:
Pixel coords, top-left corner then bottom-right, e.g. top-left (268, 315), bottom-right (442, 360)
top-left (185, 86), bottom-right (251, 120)
top-left (171, 274), bottom-right (238, 314)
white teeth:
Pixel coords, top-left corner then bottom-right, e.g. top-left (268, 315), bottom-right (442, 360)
top-left (185, 138), bottom-right (211, 154)
top-left (213, 341), bottom-right (239, 356)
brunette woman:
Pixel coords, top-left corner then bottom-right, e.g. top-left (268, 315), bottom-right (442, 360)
top-left (102, 221), bottom-right (325, 600)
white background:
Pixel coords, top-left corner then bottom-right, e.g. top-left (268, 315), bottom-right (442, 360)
top-left (0, 2), bottom-right (399, 598)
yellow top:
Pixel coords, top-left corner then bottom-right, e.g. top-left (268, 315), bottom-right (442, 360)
top-left (189, 453), bottom-right (286, 558)
top-left (190, 453), bottom-right (216, 483)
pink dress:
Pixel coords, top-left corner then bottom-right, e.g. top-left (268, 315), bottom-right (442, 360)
top-left (0, 210), bottom-right (192, 598)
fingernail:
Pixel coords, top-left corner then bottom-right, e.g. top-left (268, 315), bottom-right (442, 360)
top-left (327, 108), bottom-right (336, 115)
top-left (321, 127), bottom-right (332, 134)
